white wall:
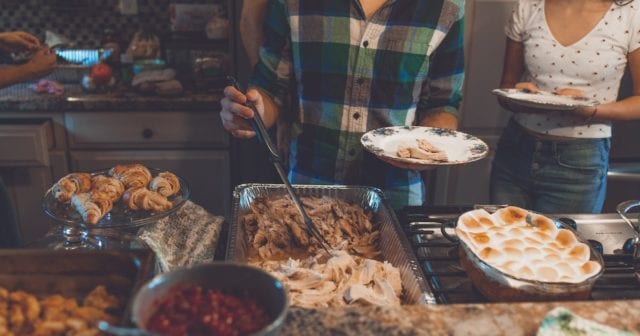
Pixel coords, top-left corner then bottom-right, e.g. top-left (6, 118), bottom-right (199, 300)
top-left (433, 0), bottom-right (517, 205)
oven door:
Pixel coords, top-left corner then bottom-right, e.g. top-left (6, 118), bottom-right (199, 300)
top-left (604, 162), bottom-right (640, 212)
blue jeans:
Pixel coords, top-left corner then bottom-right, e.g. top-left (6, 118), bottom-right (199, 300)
top-left (490, 119), bottom-right (610, 214)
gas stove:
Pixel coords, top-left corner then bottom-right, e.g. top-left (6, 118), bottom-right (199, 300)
top-left (398, 205), bottom-right (640, 304)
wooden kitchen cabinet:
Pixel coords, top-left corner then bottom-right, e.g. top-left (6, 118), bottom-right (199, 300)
top-left (65, 110), bottom-right (231, 218)
top-left (0, 115), bottom-right (65, 244)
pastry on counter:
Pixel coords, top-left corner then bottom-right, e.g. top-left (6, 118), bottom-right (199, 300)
top-left (109, 164), bottom-right (152, 189)
top-left (91, 175), bottom-right (125, 202)
top-left (122, 187), bottom-right (172, 212)
top-left (51, 173), bottom-right (92, 203)
top-left (149, 171), bottom-right (181, 197)
top-left (71, 192), bottom-right (113, 225)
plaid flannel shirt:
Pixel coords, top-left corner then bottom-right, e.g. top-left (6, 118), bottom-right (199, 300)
top-left (251, 0), bottom-right (465, 208)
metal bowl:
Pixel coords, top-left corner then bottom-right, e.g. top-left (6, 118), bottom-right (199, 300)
top-left (131, 262), bottom-right (288, 335)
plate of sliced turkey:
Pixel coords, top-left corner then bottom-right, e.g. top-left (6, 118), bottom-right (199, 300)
top-left (361, 126), bottom-right (489, 170)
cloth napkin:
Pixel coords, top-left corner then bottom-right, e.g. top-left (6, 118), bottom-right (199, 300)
top-left (537, 307), bottom-right (636, 336)
top-left (138, 200), bottom-right (224, 272)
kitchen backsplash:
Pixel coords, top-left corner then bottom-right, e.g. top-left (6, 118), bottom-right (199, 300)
top-left (0, 0), bottom-right (226, 48)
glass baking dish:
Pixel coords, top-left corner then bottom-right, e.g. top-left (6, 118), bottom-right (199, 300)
top-left (456, 209), bottom-right (605, 302)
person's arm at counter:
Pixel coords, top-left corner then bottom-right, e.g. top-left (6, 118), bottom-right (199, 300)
top-left (0, 47), bottom-right (57, 89)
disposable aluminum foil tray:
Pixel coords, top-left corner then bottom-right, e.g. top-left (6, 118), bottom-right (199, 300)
top-left (226, 183), bottom-right (434, 305)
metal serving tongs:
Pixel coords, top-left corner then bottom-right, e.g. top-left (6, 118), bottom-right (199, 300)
top-left (227, 76), bottom-right (333, 254)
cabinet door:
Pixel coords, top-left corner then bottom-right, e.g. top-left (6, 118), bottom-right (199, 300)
top-left (1, 167), bottom-right (55, 245)
top-left (69, 150), bottom-right (231, 217)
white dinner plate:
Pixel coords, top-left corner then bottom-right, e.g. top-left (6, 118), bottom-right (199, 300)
top-left (360, 126), bottom-right (489, 170)
top-left (492, 88), bottom-right (599, 111)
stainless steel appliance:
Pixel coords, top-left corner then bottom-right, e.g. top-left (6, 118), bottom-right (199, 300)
top-left (398, 205), bottom-right (640, 304)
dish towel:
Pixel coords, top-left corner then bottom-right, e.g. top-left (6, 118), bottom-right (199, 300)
top-left (537, 307), bottom-right (636, 336)
top-left (138, 200), bottom-right (224, 272)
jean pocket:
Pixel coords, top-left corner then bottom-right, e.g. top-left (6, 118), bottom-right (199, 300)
top-left (553, 141), bottom-right (608, 171)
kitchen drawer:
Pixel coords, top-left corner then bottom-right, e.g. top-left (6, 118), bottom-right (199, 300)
top-left (0, 119), bottom-right (53, 167)
top-left (65, 111), bottom-right (229, 149)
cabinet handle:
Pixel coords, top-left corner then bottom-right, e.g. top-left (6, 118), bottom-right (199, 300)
top-left (142, 128), bottom-right (154, 139)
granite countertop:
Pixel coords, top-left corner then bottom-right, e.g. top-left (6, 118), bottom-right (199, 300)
top-left (280, 300), bottom-right (640, 335)
top-left (0, 83), bottom-right (223, 111)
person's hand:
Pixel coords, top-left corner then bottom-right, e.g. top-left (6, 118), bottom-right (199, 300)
top-left (22, 47), bottom-right (57, 79)
top-left (219, 85), bottom-right (265, 139)
top-left (0, 31), bottom-right (40, 53)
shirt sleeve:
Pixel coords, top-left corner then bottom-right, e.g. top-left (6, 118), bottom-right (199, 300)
top-left (249, 0), bottom-right (293, 110)
top-left (628, 6), bottom-right (640, 53)
top-left (505, 0), bottom-right (527, 42)
top-left (416, 14), bottom-right (464, 120)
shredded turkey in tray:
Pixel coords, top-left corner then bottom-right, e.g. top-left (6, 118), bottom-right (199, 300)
top-left (251, 247), bottom-right (402, 308)
top-left (242, 195), bottom-right (380, 260)
top-left (242, 195), bottom-right (404, 308)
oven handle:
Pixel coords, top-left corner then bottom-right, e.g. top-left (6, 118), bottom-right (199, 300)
top-left (608, 163), bottom-right (640, 182)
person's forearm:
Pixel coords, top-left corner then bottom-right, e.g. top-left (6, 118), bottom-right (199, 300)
top-left (417, 111), bottom-right (458, 130)
top-left (240, 0), bottom-right (268, 66)
top-left (0, 64), bottom-right (32, 89)
top-left (591, 96), bottom-right (640, 121)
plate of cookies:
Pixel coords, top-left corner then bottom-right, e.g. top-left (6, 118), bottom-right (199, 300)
top-left (42, 164), bottom-right (190, 228)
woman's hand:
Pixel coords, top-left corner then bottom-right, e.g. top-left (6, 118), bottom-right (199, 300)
top-left (219, 86), bottom-right (265, 139)
top-left (0, 31), bottom-right (40, 53)
top-left (22, 47), bottom-right (56, 79)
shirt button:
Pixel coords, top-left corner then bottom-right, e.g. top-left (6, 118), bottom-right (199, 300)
top-left (353, 113), bottom-right (360, 119)
top-left (348, 149), bottom-right (356, 156)
top-left (357, 78), bottom-right (365, 85)
top-left (363, 40), bottom-right (369, 48)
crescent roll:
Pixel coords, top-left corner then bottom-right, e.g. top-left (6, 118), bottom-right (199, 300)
top-left (122, 187), bottom-right (172, 212)
top-left (149, 172), bottom-right (180, 197)
top-left (71, 192), bottom-right (113, 225)
top-left (109, 164), bottom-right (152, 189)
top-left (52, 173), bottom-right (92, 203)
top-left (91, 175), bottom-right (125, 202)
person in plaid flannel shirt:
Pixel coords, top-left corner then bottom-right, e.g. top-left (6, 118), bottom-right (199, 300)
top-left (221, 0), bottom-right (465, 209)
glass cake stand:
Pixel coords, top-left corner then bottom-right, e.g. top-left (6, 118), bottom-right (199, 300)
top-left (36, 168), bottom-right (191, 250)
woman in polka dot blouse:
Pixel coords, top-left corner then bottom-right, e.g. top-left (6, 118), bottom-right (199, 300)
top-left (490, 0), bottom-right (640, 213)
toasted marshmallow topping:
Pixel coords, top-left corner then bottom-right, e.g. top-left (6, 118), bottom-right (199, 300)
top-left (456, 206), bottom-right (601, 283)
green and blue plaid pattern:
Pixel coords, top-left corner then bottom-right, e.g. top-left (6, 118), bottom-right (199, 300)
top-left (251, 0), bottom-right (465, 208)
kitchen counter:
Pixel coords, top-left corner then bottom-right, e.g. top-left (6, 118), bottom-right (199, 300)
top-left (0, 83), bottom-right (223, 111)
top-left (280, 300), bottom-right (640, 335)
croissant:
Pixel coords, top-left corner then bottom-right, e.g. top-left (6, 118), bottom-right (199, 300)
top-left (122, 187), bottom-right (172, 212)
top-left (149, 172), bottom-right (180, 197)
top-left (52, 173), bottom-right (92, 203)
top-left (109, 164), bottom-right (152, 189)
top-left (71, 192), bottom-right (113, 225)
top-left (91, 175), bottom-right (125, 202)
